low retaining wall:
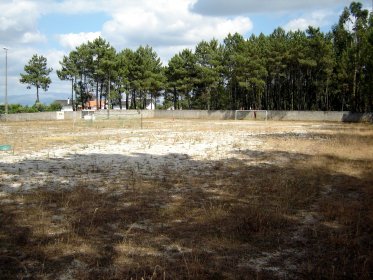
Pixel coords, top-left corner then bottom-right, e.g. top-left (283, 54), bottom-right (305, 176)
top-left (0, 112), bottom-right (60, 121)
top-left (153, 110), bottom-right (373, 122)
top-left (64, 111), bottom-right (82, 120)
top-left (341, 112), bottom-right (373, 122)
top-left (95, 110), bottom-right (154, 120)
top-left (154, 110), bottom-right (236, 120)
top-left (268, 111), bottom-right (373, 122)
top-left (0, 111), bottom-right (81, 121)
top-left (1, 110), bottom-right (372, 123)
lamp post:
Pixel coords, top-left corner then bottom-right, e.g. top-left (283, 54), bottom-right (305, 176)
top-left (3, 47), bottom-right (8, 114)
top-left (107, 74), bottom-right (110, 119)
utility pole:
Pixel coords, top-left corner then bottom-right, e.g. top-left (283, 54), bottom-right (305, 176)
top-left (107, 74), bottom-right (110, 119)
top-left (3, 47), bottom-right (8, 114)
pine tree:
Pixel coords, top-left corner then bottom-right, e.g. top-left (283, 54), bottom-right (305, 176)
top-left (195, 39), bottom-right (224, 109)
top-left (166, 49), bottom-right (197, 109)
top-left (20, 54), bottom-right (53, 104)
top-left (57, 52), bottom-right (79, 110)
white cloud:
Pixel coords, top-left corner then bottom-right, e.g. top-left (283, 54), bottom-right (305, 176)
top-left (52, 0), bottom-right (252, 62)
top-left (283, 18), bottom-right (311, 32)
top-left (45, 50), bottom-right (67, 71)
top-left (0, 0), bottom-right (45, 45)
top-left (0, 1), bottom-right (40, 31)
top-left (155, 45), bottom-right (195, 64)
top-left (184, 17), bottom-right (252, 43)
top-left (283, 11), bottom-right (334, 32)
top-left (101, 0), bottom-right (252, 60)
top-left (21, 32), bottom-right (48, 44)
top-left (57, 32), bottom-right (102, 49)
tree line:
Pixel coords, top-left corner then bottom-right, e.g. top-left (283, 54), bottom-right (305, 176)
top-left (20, 2), bottom-right (372, 112)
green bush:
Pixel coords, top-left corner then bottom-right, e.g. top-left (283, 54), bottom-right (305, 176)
top-left (49, 102), bottom-right (63, 111)
top-left (0, 103), bottom-right (63, 114)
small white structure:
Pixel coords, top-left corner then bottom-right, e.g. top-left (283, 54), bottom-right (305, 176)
top-left (56, 111), bottom-right (65, 120)
top-left (82, 109), bottom-right (95, 120)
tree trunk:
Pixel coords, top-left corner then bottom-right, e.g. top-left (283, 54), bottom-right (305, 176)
top-left (132, 91), bottom-right (137, 109)
top-left (207, 87), bottom-right (210, 110)
top-left (36, 85), bottom-right (40, 103)
top-left (143, 93), bottom-right (146, 109)
top-left (173, 86), bottom-right (177, 110)
top-left (96, 81), bottom-right (99, 110)
top-left (99, 82), bottom-right (103, 110)
top-left (71, 79), bottom-right (74, 111)
top-left (119, 88), bottom-right (123, 110)
top-left (325, 77), bottom-right (329, 111)
top-left (74, 77), bottom-right (78, 111)
top-left (289, 79), bottom-right (292, 109)
top-left (126, 91), bottom-right (129, 110)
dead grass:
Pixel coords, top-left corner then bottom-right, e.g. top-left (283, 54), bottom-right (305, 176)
top-left (0, 119), bottom-right (372, 279)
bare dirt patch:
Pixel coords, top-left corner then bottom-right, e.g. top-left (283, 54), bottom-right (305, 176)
top-left (1, 119), bottom-right (372, 279)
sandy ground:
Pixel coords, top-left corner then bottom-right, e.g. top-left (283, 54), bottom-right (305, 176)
top-left (0, 119), bottom-right (372, 279)
top-left (0, 120), bottom-right (305, 194)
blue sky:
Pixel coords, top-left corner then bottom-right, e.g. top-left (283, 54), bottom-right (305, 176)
top-left (0, 0), bottom-right (371, 106)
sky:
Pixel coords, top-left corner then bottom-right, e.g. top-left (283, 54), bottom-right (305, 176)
top-left (0, 0), bottom-right (371, 106)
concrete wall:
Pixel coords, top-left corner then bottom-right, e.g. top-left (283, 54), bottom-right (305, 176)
top-left (152, 110), bottom-right (373, 122)
top-left (340, 112), bottom-right (373, 122)
top-left (64, 111), bottom-right (82, 120)
top-left (93, 110), bottom-right (227, 120)
top-left (268, 111), bottom-right (373, 122)
top-left (94, 110), bottom-right (155, 120)
top-left (154, 110), bottom-right (236, 120)
top-left (0, 112), bottom-right (57, 122)
top-left (0, 111), bottom-right (81, 122)
top-left (1, 110), bottom-right (372, 122)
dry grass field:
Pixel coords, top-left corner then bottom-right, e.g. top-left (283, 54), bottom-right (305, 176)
top-left (0, 118), bottom-right (372, 279)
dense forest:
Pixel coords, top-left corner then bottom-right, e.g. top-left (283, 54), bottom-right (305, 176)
top-left (55, 2), bottom-right (372, 112)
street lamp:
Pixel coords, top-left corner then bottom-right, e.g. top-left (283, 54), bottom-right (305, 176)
top-left (3, 47), bottom-right (8, 114)
top-left (107, 74), bottom-right (110, 119)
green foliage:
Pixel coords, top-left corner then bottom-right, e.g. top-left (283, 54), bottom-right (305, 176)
top-left (131, 45), bottom-right (164, 109)
top-left (194, 39), bottom-right (224, 109)
top-left (0, 103), bottom-right (63, 114)
top-left (53, 1), bottom-right (372, 113)
top-left (331, 1), bottom-right (372, 111)
top-left (20, 54), bottom-right (53, 103)
top-left (49, 102), bottom-right (63, 111)
top-left (166, 49), bottom-right (197, 109)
